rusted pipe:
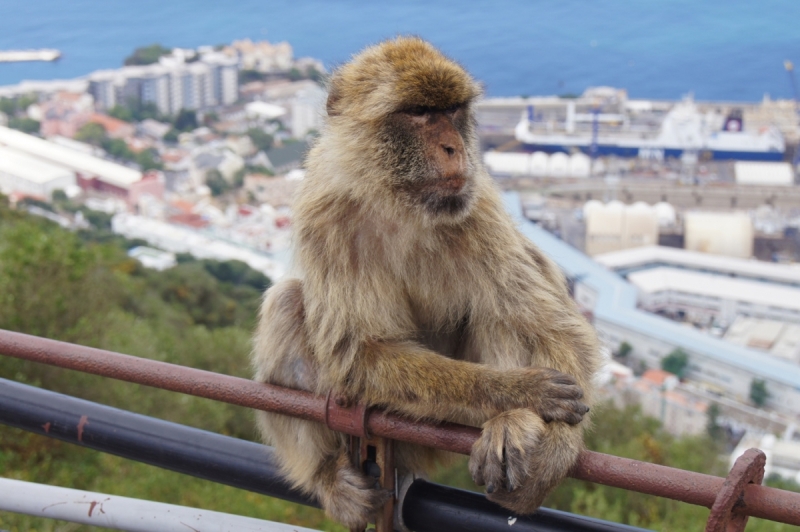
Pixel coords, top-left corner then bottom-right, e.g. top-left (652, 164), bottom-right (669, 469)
top-left (1, 329), bottom-right (799, 525)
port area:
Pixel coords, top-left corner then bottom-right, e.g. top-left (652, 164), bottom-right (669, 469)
top-left (0, 49), bottom-right (61, 63)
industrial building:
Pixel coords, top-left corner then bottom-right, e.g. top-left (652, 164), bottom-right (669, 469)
top-left (0, 145), bottom-right (76, 199)
top-left (684, 211), bottom-right (754, 258)
top-left (627, 267), bottom-right (800, 325)
top-left (0, 125), bottom-right (141, 197)
top-left (483, 150), bottom-right (591, 178)
top-left (507, 195), bottom-right (800, 415)
top-left (593, 245), bottom-right (800, 288)
top-left (111, 213), bottom-right (284, 280)
top-left (583, 200), bottom-right (659, 256)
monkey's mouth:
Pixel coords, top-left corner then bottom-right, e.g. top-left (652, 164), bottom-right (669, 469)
top-left (426, 174), bottom-right (466, 194)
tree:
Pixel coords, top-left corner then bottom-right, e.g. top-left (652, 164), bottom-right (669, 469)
top-left (134, 149), bottom-right (163, 171)
top-left (102, 138), bottom-right (134, 160)
top-left (124, 44), bottom-right (171, 66)
top-left (8, 117), bottom-right (40, 134)
top-left (617, 341), bottom-right (632, 359)
top-left (750, 379), bottom-right (770, 407)
top-left (661, 348), bottom-right (689, 379)
top-left (205, 169), bottom-right (229, 196)
top-left (173, 109), bottom-right (198, 132)
top-left (239, 69), bottom-right (265, 84)
top-left (247, 127), bottom-right (273, 153)
top-left (75, 122), bottom-right (107, 146)
top-left (163, 128), bottom-right (180, 143)
top-left (706, 403), bottom-right (724, 441)
top-left (108, 105), bottom-right (134, 123)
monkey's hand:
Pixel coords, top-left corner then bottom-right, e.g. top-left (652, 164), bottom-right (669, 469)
top-left (498, 367), bottom-right (588, 424)
top-left (468, 409), bottom-right (581, 514)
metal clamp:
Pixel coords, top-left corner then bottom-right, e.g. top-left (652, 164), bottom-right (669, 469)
top-left (705, 448), bottom-right (766, 532)
top-left (325, 391), bottom-right (369, 439)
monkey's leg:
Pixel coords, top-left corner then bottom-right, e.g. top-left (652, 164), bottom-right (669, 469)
top-left (468, 409), bottom-right (582, 514)
top-left (253, 280), bottom-right (390, 528)
top-left (256, 412), bottom-right (391, 529)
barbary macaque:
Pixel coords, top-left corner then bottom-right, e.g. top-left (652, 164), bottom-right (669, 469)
top-left (252, 36), bottom-right (600, 529)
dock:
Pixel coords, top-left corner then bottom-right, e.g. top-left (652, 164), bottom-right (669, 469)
top-left (0, 49), bottom-right (61, 63)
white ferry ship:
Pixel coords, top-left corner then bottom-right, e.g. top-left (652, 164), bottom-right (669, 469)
top-left (515, 98), bottom-right (785, 162)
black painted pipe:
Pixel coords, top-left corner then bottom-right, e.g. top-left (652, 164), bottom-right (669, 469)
top-left (0, 377), bottom-right (316, 507)
top-left (403, 479), bottom-right (648, 532)
top-left (0, 378), bottom-right (646, 531)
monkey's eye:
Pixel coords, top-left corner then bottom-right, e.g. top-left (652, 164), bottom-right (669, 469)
top-left (444, 104), bottom-right (462, 117)
top-left (405, 106), bottom-right (429, 117)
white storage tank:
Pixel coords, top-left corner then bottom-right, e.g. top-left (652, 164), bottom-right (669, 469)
top-left (684, 211), bottom-right (753, 259)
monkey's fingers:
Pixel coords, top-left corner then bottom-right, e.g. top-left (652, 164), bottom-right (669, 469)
top-left (540, 400), bottom-right (590, 425)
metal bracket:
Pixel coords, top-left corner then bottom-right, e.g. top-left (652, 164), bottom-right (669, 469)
top-left (705, 448), bottom-right (766, 532)
top-left (326, 393), bottom-right (396, 532)
top-left (325, 391), bottom-right (368, 439)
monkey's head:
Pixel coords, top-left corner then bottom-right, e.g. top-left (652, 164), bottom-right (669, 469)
top-left (326, 37), bottom-right (483, 222)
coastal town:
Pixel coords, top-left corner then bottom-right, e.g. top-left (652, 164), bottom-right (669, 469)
top-left (2, 37), bottom-right (800, 491)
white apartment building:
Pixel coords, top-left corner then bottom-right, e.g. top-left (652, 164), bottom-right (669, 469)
top-left (88, 53), bottom-right (238, 115)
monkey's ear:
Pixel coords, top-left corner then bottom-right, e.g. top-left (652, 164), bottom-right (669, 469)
top-left (326, 83), bottom-right (342, 117)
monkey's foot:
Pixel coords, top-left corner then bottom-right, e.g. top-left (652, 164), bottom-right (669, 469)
top-left (318, 452), bottom-right (393, 529)
top-left (469, 409), bottom-right (577, 514)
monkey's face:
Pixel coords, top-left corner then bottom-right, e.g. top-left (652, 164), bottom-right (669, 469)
top-left (380, 103), bottom-right (477, 220)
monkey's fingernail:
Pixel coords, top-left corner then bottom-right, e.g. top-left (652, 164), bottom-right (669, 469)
top-left (486, 484), bottom-right (495, 494)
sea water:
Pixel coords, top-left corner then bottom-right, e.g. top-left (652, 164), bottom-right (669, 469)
top-left (0, 0), bottom-right (799, 101)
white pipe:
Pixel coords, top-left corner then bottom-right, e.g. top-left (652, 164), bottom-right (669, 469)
top-left (0, 478), bottom-right (318, 532)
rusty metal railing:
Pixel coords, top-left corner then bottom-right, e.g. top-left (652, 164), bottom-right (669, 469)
top-left (0, 328), bottom-right (798, 530)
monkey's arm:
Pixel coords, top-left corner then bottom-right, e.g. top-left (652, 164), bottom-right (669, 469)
top-left (329, 338), bottom-right (587, 424)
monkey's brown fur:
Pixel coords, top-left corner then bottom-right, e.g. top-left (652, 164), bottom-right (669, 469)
top-left (253, 36), bottom-right (600, 529)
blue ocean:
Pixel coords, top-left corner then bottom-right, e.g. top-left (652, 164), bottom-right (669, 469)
top-left (0, 0), bottom-right (798, 101)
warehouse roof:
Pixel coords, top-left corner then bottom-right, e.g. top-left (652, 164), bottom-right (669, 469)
top-left (0, 146), bottom-right (75, 184)
top-left (0, 126), bottom-right (141, 189)
top-left (628, 267), bottom-right (800, 312)
top-left (595, 245), bottom-right (800, 287)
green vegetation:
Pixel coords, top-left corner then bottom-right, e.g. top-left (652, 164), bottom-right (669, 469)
top-left (0, 94), bottom-right (37, 117)
top-left (616, 341), bottom-right (632, 359)
top-left (247, 127), bottom-right (274, 153)
top-left (107, 101), bottom-right (199, 142)
top-left (205, 169), bottom-right (230, 196)
top-left (108, 101), bottom-right (163, 123)
top-left (661, 348), bottom-right (689, 379)
top-left (124, 44), bottom-right (172, 66)
top-left (75, 122), bottom-right (163, 171)
top-left (432, 403), bottom-right (790, 531)
top-left (0, 197), bottom-right (344, 530)
top-left (173, 108), bottom-right (198, 132)
top-left (8, 116), bottom-right (40, 134)
top-left (239, 69), bottom-right (266, 84)
top-left (706, 402), bottom-right (725, 441)
top-left (0, 197), bottom-right (796, 531)
top-left (288, 65), bottom-right (326, 85)
top-left (163, 128), bottom-right (180, 143)
top-left (750, 379), bottom-right (770, 407)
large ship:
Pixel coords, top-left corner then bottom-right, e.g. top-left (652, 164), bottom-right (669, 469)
top-left (514, 96), bottom-right (786, 162)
